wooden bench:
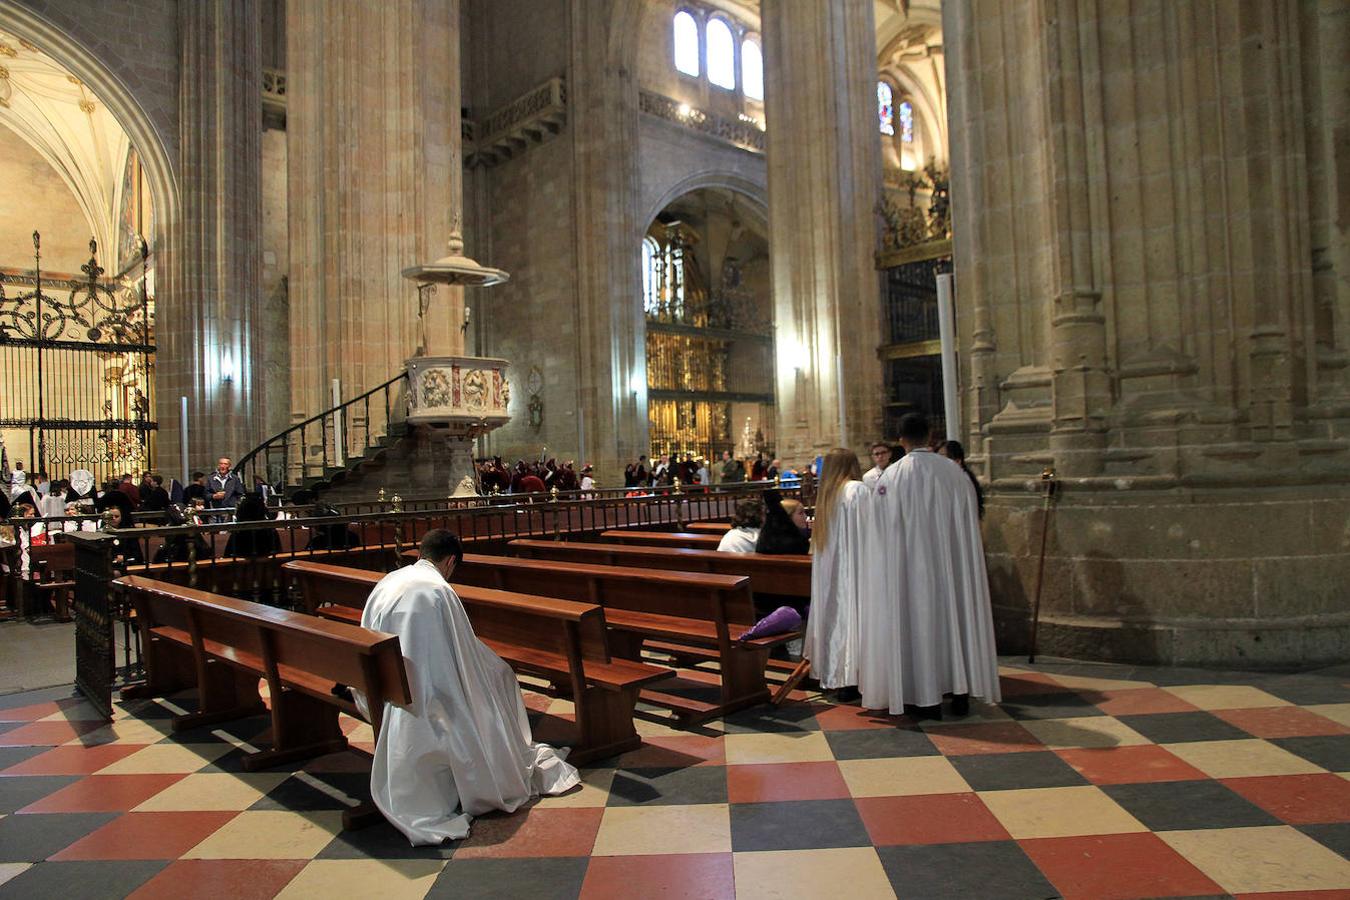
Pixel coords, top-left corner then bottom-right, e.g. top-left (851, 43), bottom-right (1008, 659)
top-left (599, 530), bottom-right (726, 550)
top-left (29, 541), bottom-right (76, 621)
top-left (282, 560), bottom-right (672, 764)
top-left (508, 538), bottom-right (812, 600)
top-left (116, 575), bottom-right (412, 829)
top-left (399, 551), bottom-right (796, 722)
top-left (688, 522), bottom-right (732, 534)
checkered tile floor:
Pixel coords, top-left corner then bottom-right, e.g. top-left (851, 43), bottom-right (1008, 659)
top-left (1, 658), bottom-right (1348, 899)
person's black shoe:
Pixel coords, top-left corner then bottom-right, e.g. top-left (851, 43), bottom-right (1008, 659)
top-left (950, 693), bottom-right (970, 717)
top-left (904, 703), bottom-right (942, 721)
top-left (835, 686), bottom-right (860, 703)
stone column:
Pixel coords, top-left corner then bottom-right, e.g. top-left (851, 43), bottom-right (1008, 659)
top-left (157, 0), bottom-right (263, 465)
top-left (761, 0), bottom-right (883, 462)
top-left (287, 0), bottom-right (459, 440)
top-left (945, 0), bottom-right (1350, 666)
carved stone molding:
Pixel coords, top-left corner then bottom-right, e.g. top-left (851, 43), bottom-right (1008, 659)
top-left (464, 77), bottom-right (566, 169)
top-left (406, 355), bottom-right (511, 437)
top-left (638, 89), bottom-right (765, 154)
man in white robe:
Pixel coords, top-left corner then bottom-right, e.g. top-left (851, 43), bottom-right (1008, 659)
top-left (863, 414), bottom-right (1001, 717)
top-left (861, 442), bottom-right (891, 487)
top-left (354, 529), bottom-right (579, 846)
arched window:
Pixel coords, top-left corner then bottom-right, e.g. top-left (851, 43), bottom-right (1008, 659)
top-left (898, 100), bottom-right (914, 144)
top-left (742, 39), bottom-right (763, 101)
top-left (877, 81), bottom-right (895, 135)
top-left (642, 236), bottom-right (661, 314)
top-left (674, 11), bottom-right (700, 77)
top-left (706, 18), bottom-right (736, 90)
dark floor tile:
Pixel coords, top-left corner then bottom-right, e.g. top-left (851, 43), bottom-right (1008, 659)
top-left (1002, 692), bottom-right (1107, 721)
top-left (1102, 780), bottom-right (1280, 831)
top-left (0, 746), bottom-right (51, 772)
top-left (162, 714), bottom-right (271, 746)
top-left (728, 798), bottom-right (870, 852)
top-left (0, 775), bottom-right (81, 813)
top-left (823, 727), bottom-right (938, 760)
top-left (720, 705), bottom-right (821, 735)
top-left (1116, 711), bottom-right (1252, 744)
top-left (0, 686), bottom-right (80, 710)
top-left (0, 859), bottom-right (166, 899)
top-left (427, 857), bottom-right (588, 900)
top-left (1298, 822), bottom-right (1350, 859)
top-left (1146, 667), bottom-right (1273, 687)
top-left (0, 723), bottom-right (22, 736)
top-left (0, 812), bottom-right (117, 862)
top-left (249, 772), bottom-right (370, 811)
top-left (198, 745), bottom-right (312, 775)
top-left (317, 818), bottom-right (457, 860)
top-left (1259, 677), bottom-right (1350, 706)
top-left (1271, 735), bottom-right (1350, 771)
top-left (949, 751), bottom-right (1088, 792)
top-left (606, 766), bottom-right (728, 807)
top-left (875, 841), bottom-right (1058, 900)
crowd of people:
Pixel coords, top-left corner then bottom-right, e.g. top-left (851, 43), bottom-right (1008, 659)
top-left (474, 457), bottom-right (594, 495)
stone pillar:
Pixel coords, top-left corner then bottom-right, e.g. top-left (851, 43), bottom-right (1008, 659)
top-left (286, 0), bottom-right (460, 437)
top-left (157, 0), bottom-right (263, 465)
top-left (761, 0), bottom-right (883, 463)
top-left (946, 0), bottom-right (1350, 666)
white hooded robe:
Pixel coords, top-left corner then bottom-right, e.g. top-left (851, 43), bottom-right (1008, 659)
top-left (863, 449), bottom-right (1001, 712)
top-left (354, 560), bottom-right (580, 845)
top-left (805, 480), bottom-right (871, 689)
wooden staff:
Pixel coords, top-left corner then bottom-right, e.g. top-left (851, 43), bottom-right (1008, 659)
top-left (1028, 466), bottom-right (1058, 664)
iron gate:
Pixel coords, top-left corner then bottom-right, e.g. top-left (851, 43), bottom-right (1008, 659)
top-left (0, 232), bottom-right (156, 483)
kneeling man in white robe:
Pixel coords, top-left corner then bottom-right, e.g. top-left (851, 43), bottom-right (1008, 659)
top-left (355, 529), bottom-right (580, 845)
top-left (866, 413), bottom-right (1001, 717)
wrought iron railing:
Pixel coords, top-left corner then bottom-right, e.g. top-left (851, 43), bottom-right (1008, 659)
top-left (233, 371), bottom-right (409, 492)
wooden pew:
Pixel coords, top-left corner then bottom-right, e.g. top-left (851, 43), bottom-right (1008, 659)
top-left (29, 542), bottom-right (76, 621)
top-left (599, 530), bottom-right (726, 550)
top-left (116, 575), bottom-right (412, 829)
top-left (688, 522), bottom-right (732, 534)
top-left (508, 538), bottom-right (812, 600)
top-left (283, 560), bottom-right (671, 764)
top-left (397, 551), bottom-right (795, 721)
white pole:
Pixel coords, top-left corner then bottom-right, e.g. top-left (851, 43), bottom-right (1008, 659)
top-left (331, 378), bottom-right (344, 467)
top-left (936, 273), bottom-right (961, 442)
top-left (179, 396), bottom-right (189, 485)
top-left (835, 352), bottom-right (848, 448)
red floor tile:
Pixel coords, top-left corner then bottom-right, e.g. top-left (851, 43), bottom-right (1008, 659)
top-left (127, 858), bottom-right (307, 900)
top-left (726, 762), bottom-right (850, 803)
top-left (999, 672), bottom-right (1065, 697)
top-left (453, 806), bottom-right (604, 858)
top-left (1020, 832), bottom-right (1224, 900)
top-left (812, 703), bottom-right (906, 731)
top-left (1212, 706), bottom-right (1350, 739)
top-left (1093, 688), bottom-right (1200, 716)
top-left (1221, 774), bottom-right (1350, 825)
top-left (1, 743), bottom-right (151, 776)
top-left (0, 720), bottom-right (108, 747)
top-left (925, 721), bottom-right (1045, 756)
top-left (1055, 746), bottom-right (1208, 785)
top-left (579, 853), bottom-right (734, 900)
top-left (615, 735), bottom-right (726, 768)
top-left (0, 701), bottom-right (65, 722)
top-left (18, 774), bottom-right (187, 813)
top-left (49, 810), bottom-right (240, 860)
top-left (855, 793), bottom-right (1009, 845)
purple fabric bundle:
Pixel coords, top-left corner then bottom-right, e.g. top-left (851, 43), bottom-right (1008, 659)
top-left (737, 606), bottom-right (802, 641)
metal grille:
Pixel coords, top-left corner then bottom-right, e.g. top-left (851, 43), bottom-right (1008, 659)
top-left (0, 232), bottom-right (156, 483)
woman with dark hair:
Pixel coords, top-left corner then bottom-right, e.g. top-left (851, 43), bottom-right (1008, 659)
top-left (938, 440), bottom-right (984, 519)
top-left (224, 492), bottom-right (281, 558)
top-left (755, 491), bottom-right (811, 556)
top-left (717, 498), bottom-right (764, 553)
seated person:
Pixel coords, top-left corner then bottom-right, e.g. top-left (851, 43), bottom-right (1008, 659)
top-left (152, 505), bottom-right (214, 562)
top-left (223, 492), bottom-right (281, 558)
top-left (101, 506), bottom-right (144, 568)
top-left (354, 529), bottom-right (580, 845)
top-left (755, 492), bottom-right (811, 555)
top-left (717, 498), bottom-right (764, 553)
top-left (305, 502), bottom-right (362, 550)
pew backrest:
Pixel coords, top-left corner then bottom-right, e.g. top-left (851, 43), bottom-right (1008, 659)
top-left (600, 530), bottom-right (726, 550)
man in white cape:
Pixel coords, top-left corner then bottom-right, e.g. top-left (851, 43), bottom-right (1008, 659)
top-left (862, 413), bottom-right (1001, 717)
top-left (354, 529), bottom-right (579, 845)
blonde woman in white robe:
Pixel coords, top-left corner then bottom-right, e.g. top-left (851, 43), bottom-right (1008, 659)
top-left (805, 448), bottom-right (871, 702)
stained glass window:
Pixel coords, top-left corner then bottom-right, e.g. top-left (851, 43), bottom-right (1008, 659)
top-left (674, 11), bottom-right (699, 77)
top-left (899, 100), bottom-right (914, 143)
top-left (742, 39), bottom-right (763, 101)
top-left (707, 18), bottom-right (736, 90)
top-left (878, 81), bottom-right (895, 135)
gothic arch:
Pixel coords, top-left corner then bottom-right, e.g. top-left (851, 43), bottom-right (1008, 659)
top-left (641, 171), bottom-right (768, 241)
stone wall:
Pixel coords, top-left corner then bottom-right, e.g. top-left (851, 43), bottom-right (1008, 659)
top-left (0, 129), bottom-right (92, 271)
